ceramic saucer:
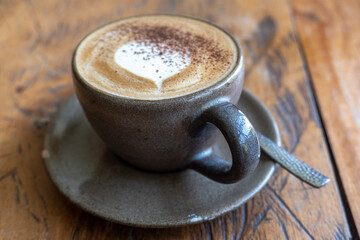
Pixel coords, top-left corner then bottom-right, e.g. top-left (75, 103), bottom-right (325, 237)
top-left (43, 89), bottom-right (280, 228)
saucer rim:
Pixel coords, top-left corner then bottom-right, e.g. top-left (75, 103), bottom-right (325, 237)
top-left (43, 88), bottom-right (280, 228)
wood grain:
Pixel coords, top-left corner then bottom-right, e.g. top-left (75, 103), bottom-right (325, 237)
top-left (0, 0), bottom-right (351, 239)
top-left (290, 0), bottom-right (360, 235)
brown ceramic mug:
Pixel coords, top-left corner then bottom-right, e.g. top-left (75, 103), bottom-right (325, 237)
top-left (72, 15), bottom-right (260, 184)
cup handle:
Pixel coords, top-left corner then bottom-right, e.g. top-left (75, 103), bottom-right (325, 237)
top-left (189, 102), bottom-right (260, 184)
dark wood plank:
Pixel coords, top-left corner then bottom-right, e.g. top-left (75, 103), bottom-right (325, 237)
top-left (0, 0), bottom-right (350, 238)
top-left (290, 0), bottom-right (360, 234)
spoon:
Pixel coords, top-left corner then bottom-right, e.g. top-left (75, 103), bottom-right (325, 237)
top-left (257, 131), bottom-right (330, 188)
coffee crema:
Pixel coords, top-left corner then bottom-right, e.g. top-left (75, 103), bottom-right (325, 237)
top-left (74, 15), bottom-right (238, 100)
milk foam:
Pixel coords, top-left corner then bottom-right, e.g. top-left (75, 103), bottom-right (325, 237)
top-left (114, 41), bottom-right (191, 89)
top-left (74, 15), bottom-right (238, 100)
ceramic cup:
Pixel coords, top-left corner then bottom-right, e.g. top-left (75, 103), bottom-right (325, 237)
top-left (72, 15), bottom-right (260, 184)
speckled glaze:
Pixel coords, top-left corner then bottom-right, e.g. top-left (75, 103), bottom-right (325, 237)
top-left (43, 89), bottom-right (280, 228)
top-left (72, 15), bottom-right (260, 183)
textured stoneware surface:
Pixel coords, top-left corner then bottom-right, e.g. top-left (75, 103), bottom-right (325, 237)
top-left (71, 15), bottom-right (248, 175)
top-left (43, 89), bottom-right (280, 228)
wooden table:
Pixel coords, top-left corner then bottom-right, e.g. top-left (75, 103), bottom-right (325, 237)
top-left (1, 0), bottom-right (359, 239)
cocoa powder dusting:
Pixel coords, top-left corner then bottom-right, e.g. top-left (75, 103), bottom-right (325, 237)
top-left (109, 23), bottom-right (231, 67)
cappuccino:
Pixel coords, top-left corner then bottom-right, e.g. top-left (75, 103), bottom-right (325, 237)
top-left (74, 15), bottom-right (238, 100)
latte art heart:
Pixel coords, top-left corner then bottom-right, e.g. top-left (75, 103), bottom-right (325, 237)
top-left (114, 41), bottom-right (191, 89)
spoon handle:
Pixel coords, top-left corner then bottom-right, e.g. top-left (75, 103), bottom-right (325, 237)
top-left (257, 132), bottom-right (330, 188)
